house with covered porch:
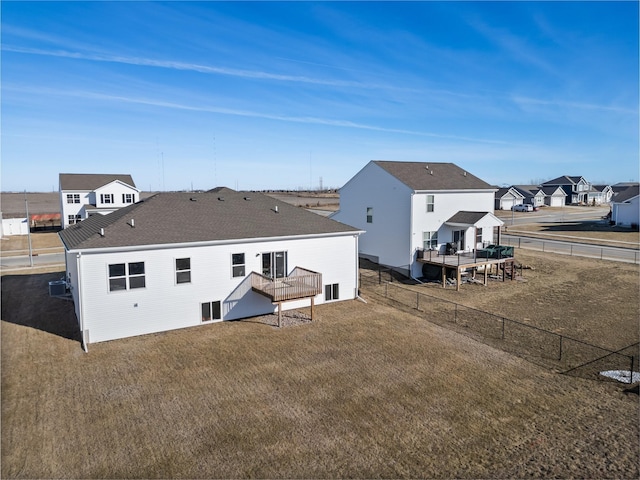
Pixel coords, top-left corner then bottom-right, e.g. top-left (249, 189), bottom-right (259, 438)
top-left (59, 188), bottom-right (362, 348)
top-left (331, 161), bottom-right (504, 280)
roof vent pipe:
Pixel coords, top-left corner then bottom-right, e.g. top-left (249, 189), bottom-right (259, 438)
top-left (430, 170), bottom-right (434, 175)
top-left (275, 205), bottom-right (279, 213)
top-left (463, 171), bottom-right (467, 177)
top-left (99, 228), bottom-right (105, 237)
top-left (131, 219), bottom-right (135, 228)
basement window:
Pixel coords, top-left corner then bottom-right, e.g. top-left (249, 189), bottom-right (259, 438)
top-left (202, 301), bottom-right (221, 322)
top-left (325, 283), bottom-right (339, 301)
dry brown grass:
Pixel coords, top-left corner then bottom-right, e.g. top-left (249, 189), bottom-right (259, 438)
top-left (2, 258), bottom-right (639, 479)
top-left (508, 221), bottom-right (640, 247)
top-left (1, 232), bottom-right (63, 256)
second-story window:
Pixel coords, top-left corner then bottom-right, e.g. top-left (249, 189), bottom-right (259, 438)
top-left (101, 194), bottom-right (114, 204)
top-left (366, 207), bottom-right (373, 223)
top-left (66, 194), bottom-right (80, 204)
top-left (426, 195), bottom-right (435, 212)
top-left (122, 193), bottom-right (135, 204)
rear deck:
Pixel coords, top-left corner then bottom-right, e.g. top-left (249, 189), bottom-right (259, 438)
top-left (417, 248), bottom-right (515, 291)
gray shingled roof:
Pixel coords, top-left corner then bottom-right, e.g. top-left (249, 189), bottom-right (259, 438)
top-left (372, 161), bottom-right (494, 191)
top-left (540, 185), bottom-right (566, 196)
top-left (543, 175), bottom-right (586, 186)
top-left (445, 211), bottom-right (493, 225)
top-left (59, 173), bottom-right (137, 190)
top-left (59, 188), bottom-right (361, 250)
top-left (613, 185), bottom-right (639, 203)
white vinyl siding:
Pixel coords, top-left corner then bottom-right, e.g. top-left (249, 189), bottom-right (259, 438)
top-left (71, 234), bottom-right (359, 344)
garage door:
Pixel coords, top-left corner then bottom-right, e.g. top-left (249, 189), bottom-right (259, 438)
top-left (501, 198), bottom-right (515, 210)
top-left (549, 196), bottom-right (564, 207)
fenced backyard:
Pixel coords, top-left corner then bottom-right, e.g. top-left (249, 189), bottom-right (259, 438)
top-left (359, 261), bottom-right (638, 384)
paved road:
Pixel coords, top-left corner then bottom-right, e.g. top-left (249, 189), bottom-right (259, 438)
top-left (495, 206), bottom-right (608, 226)
top-left (1, 252), bottom-right (65, 270)
top-left (503, 234), bottom-right (639, 264)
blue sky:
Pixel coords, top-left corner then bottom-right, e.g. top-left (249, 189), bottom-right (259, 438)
top-left (2, 1), bottom-right (638, 192)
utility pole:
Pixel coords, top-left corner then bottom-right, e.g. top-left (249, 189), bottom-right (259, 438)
top-left (24, 191), bottom-right (33, 267)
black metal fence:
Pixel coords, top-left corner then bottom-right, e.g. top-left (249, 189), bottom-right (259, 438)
top-left (359, 264), bottom-right (638, 384)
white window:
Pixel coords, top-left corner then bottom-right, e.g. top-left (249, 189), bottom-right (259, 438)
top-left (325, 283), bottom-right (339, 301)
top-left (68, 214), bottom-right (82, 225)
top-left (426, 195), bottom-right (434, 212)
top-left (201, 301), bottom-right (221, 322)
top-left (108, 262), bottom-right (145, 292)
top-left (422, 231), bottom-right (438, 250)
top-left (476, 228), bottom-right (483, 246)
top-left (176, 258), bottom-right (191, 284)
top-left (101, 194), bottom-right (114, 204)
top-left (122, 193), bottom-right (135, 204)
top-left (366, 207), bottom-right (373, 223)
top-left (66, 194), bottom-right (80, 204)
top-left (232, 253), bottom-right (245, 277)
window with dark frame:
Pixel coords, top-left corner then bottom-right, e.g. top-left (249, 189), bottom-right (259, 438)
top-left (101, 193), bottom-right (114, 204)
top-left (68, 214), bottom-right (82, 225)
top-left (366, 207), bottom-right (373, 223)
top-left (232, 253), bottom-right (245, 277)
top-left (122, 193), bottom-right (135, 204)
top-left (66, 194), bottom-right (80, 204)
top-left (201, 301), bottom-right (221, 322)
top-left (175, 257), bottom-right (191, 284)
top-left (108, 261), bottom-right (145, 291)
top-left (325, 283), bottom-right (339, 301)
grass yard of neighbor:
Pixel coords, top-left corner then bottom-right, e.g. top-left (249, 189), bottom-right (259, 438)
top-left (1, 250), bottom-right (639, 478)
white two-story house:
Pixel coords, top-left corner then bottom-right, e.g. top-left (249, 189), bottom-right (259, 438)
top-left (59, 173), bottom-right (140, 228)
top-left (58, 188), bottom-right (363, 347)
top-left (332, 161), bottom-right (502, 278)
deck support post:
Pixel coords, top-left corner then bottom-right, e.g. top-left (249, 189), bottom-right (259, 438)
top-left (278, 302), bottom-right (282, 327)
top-left (441, 265), bottom-right (446, 288)
top-left (310, 297), bottom-right (314, 321)
top-left (456, 268), bottom-right (461, 292)
top-left (484, 265), bottom-right (488, 286)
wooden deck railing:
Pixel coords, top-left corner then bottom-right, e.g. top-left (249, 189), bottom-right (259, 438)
top-left (250, 267), bottom-right (322, 302)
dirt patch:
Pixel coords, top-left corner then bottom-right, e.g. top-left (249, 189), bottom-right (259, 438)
top-left (1, 266), bottom-right (638, 478)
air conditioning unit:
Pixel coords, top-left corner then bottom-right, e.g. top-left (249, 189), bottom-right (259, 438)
top-left (48, 280), bottom-right (67, 296)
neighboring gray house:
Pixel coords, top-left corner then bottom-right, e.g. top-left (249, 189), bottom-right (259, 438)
top-left (59, 188), bottom-right (363, 346)
top-left (542, 176), bottom-right (591, 205)
top-left (59, 173), bottom-right (140, 228)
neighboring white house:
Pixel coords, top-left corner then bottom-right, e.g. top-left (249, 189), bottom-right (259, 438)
top-left (611, 185), bottom-right (639, 227)
top-left (331, 161), bottom-right (503, 278)
top-left (58, 188), bottom-right (363, 346)
top-left (494, 187), bottom-right (525, 210)
top-left (59, 173), bottom-right (140, 228)
top-left (540, 186), bottom-right (567, 207)
top-left (587, 185), bottom-right (614, 205)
